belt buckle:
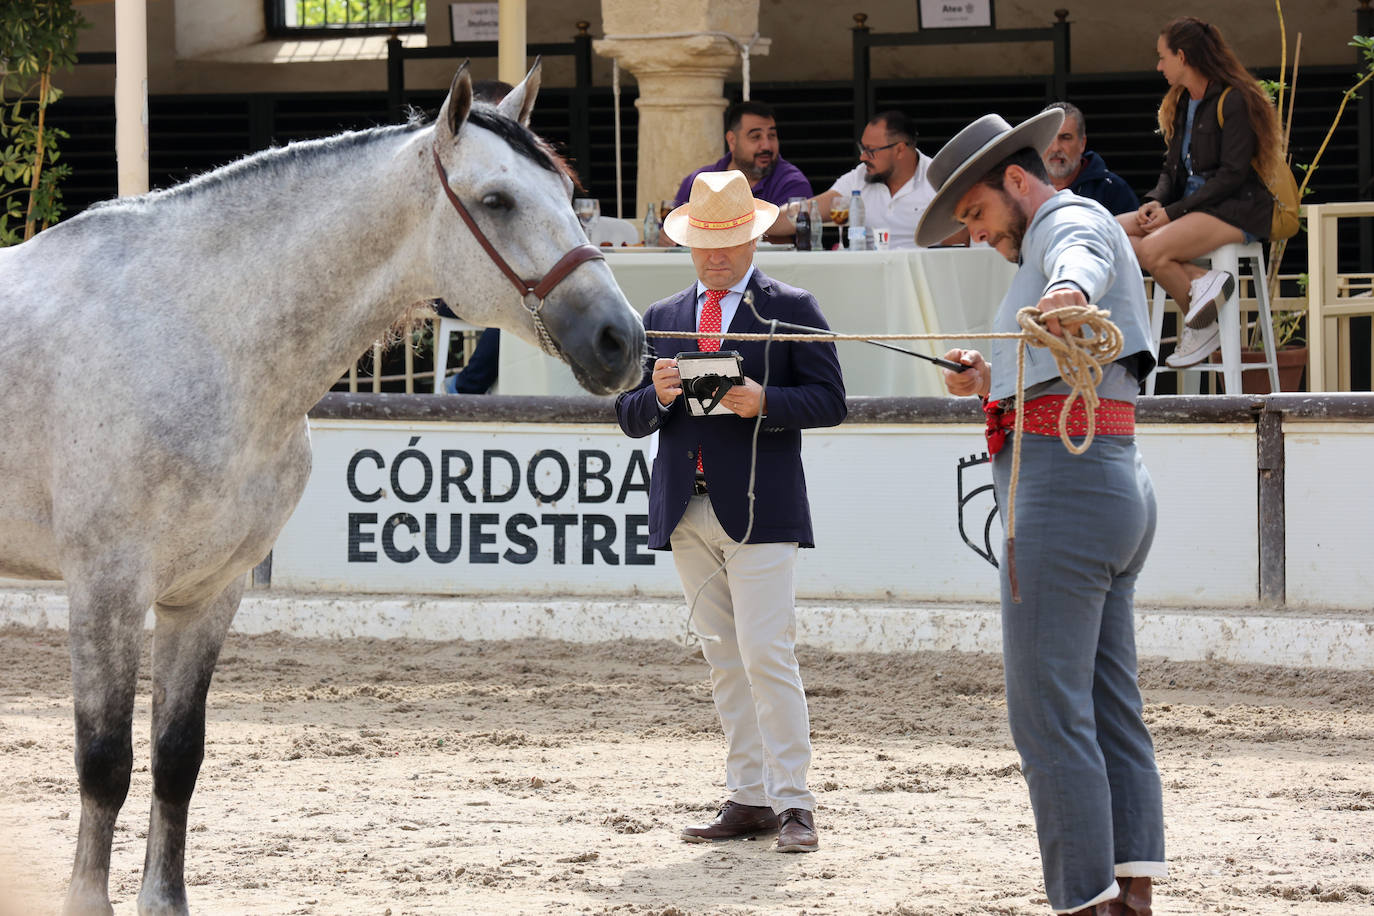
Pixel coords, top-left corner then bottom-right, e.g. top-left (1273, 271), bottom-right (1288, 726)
top-left (693, 476), bottom-right (708, 495)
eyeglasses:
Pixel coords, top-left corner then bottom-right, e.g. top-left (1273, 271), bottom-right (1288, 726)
top-left (857, 140), bottom-right (903, 159)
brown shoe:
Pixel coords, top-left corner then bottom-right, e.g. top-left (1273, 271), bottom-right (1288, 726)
top-left (1118, 876), bottom-right (1153, 916)
top-left (681, 801), bottom-right (779, 843)
top-left (1070, 877), bottom-right (1153, 916)
top-left (774, 808), bottom-right (818, 853)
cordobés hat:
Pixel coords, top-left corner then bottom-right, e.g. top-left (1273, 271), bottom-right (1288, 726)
top-left (914, 109), bottom-right (1064, 248)
top-left (663, 170), bottom-right (779, 249)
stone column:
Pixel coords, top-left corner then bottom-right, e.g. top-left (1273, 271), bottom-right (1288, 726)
top-left (596, 0), bottom-right (767, 221)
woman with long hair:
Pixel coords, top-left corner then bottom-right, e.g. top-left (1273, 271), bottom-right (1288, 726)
top-left (1121, 16), bottom-right (1282, 369)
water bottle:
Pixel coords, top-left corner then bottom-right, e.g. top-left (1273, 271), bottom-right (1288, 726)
top-left (792, 196), bottom-right (811, 251)
top-left (809, 199), bottom-right (825, 251)
top-left (643, 203), bottom-right (661, 245)
top-left (848, 189), bottom-right (868, 250)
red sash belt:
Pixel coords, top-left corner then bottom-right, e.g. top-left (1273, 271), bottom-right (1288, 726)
top-left (983, 395), bottom-right (1135, 456)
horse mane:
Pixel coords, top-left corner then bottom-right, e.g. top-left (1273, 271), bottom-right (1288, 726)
top-left (468, 104), bottom-right (583, 190)
top-left (84, 103), bottom-right (580, 215)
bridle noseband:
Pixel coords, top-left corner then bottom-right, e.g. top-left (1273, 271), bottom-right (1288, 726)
top-left (432, 146), bottom-right (605, 357)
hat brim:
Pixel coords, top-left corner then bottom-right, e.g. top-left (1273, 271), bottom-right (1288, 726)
top-left (914, 109), bottom-right (1064, 248)
top-left (662, 198), bottom-right (780, 248)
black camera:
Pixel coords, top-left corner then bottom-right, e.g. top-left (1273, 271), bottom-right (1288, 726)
top-left (676, 350), bottom-right (744, 417)
top-left (685, 373), bottom-right (735, 402)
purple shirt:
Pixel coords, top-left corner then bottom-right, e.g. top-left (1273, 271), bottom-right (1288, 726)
top-left (674, 154), bottom-right (814, 207)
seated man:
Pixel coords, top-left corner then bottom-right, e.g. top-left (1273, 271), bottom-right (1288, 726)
top-left (1041, 101), bottom-right (1140, 216)
top-left (770, 111), bottom-right (944, 249)
top-left (673, 100), bottom-right (813, 208)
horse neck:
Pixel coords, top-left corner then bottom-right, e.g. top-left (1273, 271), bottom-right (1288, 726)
top-left (180, 128), bottom-right (438, 419)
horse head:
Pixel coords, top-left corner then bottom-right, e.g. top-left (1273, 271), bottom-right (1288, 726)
top-left (428, 61), bottom-right (646, 396)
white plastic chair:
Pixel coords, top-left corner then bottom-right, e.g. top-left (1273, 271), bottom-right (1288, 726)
top-left (1146, 241), bottom-right (1280, 395)
top-left (432, 315), bottom-right (483, 393)
top-left (588, 216), bottom-right (641, 247)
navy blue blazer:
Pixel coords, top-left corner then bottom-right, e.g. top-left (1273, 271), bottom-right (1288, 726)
top-left (615, 269), bottom-right (847, 549)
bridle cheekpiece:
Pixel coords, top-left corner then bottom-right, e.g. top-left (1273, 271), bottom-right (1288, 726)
top-left (431, 145), bottom-right (605, 357)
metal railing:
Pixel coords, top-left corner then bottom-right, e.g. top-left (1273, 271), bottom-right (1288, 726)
top-left (850, 9), bottom-right (1071, 133)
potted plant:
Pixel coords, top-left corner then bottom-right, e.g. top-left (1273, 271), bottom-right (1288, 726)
top-left (1242, 1), bottom-right (1374, 391)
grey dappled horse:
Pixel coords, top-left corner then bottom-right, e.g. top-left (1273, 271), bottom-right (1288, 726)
top-left (0, 62), bottom-right (644, 915)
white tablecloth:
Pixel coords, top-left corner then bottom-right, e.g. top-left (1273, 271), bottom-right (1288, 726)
top-left (497, 248), bottom-right (1018, 397)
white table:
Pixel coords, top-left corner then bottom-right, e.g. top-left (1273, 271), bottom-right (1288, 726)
top-left (497, 247), bottom-right (1017, 397)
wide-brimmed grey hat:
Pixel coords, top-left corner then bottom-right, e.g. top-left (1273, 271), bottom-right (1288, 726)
top-left (914, 109), bottom-right (1064, 247)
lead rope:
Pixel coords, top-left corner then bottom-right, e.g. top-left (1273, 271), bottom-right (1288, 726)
top-left (647, 303), bottom-right (1123, 605)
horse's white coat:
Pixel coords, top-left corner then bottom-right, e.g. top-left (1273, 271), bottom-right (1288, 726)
top-left (0, 64), bottom-right (643, 915)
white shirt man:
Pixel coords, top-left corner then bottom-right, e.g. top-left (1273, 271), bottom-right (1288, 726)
top-left (772, 111), bottom-right (946, 249)
top-left (824, 147), bottom-right (936, 250)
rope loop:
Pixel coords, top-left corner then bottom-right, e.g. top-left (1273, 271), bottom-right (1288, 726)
top-left (1014, 304), bottom-right (1123, 455)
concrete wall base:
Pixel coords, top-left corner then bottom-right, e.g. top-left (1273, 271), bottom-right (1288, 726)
top-left (1, 587), bottom-right (1368, 671)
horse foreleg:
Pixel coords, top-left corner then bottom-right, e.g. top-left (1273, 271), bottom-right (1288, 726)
top-left (137, 580), bottom-right (242, 916)
top-left (64, 589), bottom-right (150, 916)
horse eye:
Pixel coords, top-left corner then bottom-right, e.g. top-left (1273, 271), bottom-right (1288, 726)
top-left (482, 192), bottom-right (514, 211)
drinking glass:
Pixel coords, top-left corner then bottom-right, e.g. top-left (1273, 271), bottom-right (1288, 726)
top-left (829, 198), bottom-right (850, 229)
top-left (658, 199), bottom-right (675, 222)
top-left (574, 198), bottom-right (599, 233)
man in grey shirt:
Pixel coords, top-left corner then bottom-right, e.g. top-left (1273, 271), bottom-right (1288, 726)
top-left (917, 110), bottom-right (1164, 916)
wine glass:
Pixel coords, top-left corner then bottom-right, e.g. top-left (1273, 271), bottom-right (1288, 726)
top-left (574, 198), bottom-right (599, 235)
top-left (829, 198), bottom-right (850, 229)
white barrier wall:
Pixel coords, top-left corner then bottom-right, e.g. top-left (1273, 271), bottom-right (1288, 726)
top-left (272, 419), bottom-right (1262, 606)
top-left (1283, 421), bottom-right (1374, 609)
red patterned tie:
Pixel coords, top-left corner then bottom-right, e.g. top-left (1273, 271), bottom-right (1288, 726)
top-left (696, 288), bottom-right (728, 474)
top-left (699, 288), bottom-right (726, 352)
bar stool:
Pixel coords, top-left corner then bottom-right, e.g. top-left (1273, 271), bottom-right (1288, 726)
top-left (1146, 241), bottom-right (1280, 395)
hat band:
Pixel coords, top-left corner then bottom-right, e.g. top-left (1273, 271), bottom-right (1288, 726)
top-left (687, 211), bottom-right (756, 230)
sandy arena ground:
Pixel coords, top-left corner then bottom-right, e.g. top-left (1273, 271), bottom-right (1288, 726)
top-left (1, 624), bottom-right (1371, 915)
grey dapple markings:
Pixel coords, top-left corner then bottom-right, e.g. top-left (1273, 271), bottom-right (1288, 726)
top-left (0, 61), bottom-right (644, 915)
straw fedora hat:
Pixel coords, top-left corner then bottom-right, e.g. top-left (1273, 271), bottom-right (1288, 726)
top-left (662, 170), bottom-right (779, 249)
top-left (914, 109), bottom-right (1064, 248)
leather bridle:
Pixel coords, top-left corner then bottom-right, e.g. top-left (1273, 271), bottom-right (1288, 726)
top-left (432, 146), bottom-right (605, 357)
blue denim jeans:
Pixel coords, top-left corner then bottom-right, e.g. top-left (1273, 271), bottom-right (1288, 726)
top-left (992, 434), bottom-right (1165, 912)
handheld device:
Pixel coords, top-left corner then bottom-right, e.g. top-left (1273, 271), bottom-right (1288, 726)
top-left (675, 350), bottom-right (745, 416)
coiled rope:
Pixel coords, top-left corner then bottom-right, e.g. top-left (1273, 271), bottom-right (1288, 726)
top-left (646, 303), bottom-right (1123, 602)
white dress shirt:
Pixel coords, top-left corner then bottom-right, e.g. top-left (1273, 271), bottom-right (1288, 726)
top-left (827, 153), bottom-right (936, 249)
top-left (692, 265), bottom-right (756, 335)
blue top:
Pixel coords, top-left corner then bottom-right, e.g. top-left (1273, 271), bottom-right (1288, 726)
top-left (1067, 150), bottom-right (1140, 217)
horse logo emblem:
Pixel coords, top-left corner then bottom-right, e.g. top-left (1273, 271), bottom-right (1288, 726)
top-left (957, 452), bottom-right (1001, 568)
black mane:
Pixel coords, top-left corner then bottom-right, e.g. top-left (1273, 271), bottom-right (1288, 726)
top-left (467, 105), bottom-right (563, 176)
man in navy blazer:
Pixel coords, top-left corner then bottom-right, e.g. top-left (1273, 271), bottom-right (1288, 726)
top-left (616, 170), bottom-right (846, 853)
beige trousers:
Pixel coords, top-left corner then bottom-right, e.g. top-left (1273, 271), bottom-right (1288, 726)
top-left (669, 493), bottom-right (814, 813)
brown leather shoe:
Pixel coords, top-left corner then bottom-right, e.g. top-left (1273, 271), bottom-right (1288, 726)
top-left (680, 801), bottom-right (779, 842)
top-left (1118, 876), bottom-right (1153, 916)
top-left (1070, 877), bottom-right (1154, 916)
top-left (774, 807), bottom-right (818, 853)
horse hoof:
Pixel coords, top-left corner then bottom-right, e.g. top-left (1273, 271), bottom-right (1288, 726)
top-left (61, 889), bottom-right (114, 916)
top-left (136, 888), bottom-right (190, 916)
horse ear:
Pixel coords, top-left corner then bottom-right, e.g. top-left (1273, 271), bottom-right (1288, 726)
top-left (435, 62), bottom-right (473, 144)
top-left (497, 56), bottom-right (541, 127)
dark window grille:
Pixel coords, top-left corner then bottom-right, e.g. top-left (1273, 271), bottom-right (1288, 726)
top-left (266, 1), bottom-right (426, 37)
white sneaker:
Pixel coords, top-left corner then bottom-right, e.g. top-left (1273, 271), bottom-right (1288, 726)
top-left (1184, 270), bottom-right (1235, 329)
top-left (1165, 321), bottom-right (1221, 368)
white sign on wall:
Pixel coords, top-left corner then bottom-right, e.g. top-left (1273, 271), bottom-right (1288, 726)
top-left (450, 2), bottom-right (499, 42)
top-left (272, 419), bottom-right (1262, 607)
top-left (918, 0), bottom-right (995, 30)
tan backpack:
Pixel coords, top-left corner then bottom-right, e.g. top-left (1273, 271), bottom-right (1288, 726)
top-left (1217, 85), bottom-right (1301, 240)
